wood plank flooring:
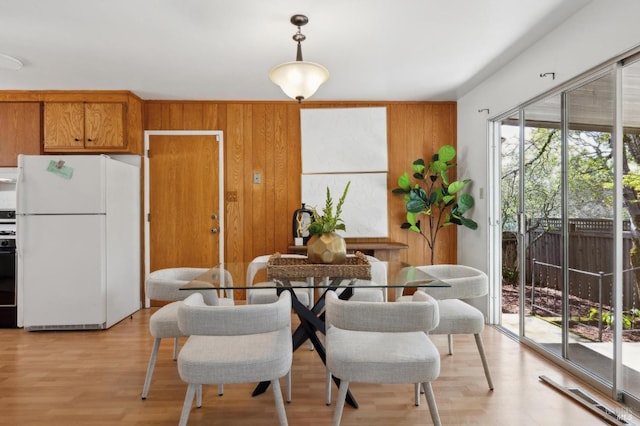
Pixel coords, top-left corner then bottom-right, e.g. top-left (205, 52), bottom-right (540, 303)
top-left (0, 307), bottom-right (625, 425)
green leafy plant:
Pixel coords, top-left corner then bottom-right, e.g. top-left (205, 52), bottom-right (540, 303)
top-left (587, 307), bottom-right (640, 330)
top-left (393, 145), bottom-right (477, 264)
top-left (308, 181), bottom-right (351, 235)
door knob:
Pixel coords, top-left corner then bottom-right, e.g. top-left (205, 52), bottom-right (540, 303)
top-left (210, 227), bottom-right (218, 234)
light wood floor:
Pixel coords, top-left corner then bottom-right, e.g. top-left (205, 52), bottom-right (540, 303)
top-left (0, 307), bottom-right (625, 425)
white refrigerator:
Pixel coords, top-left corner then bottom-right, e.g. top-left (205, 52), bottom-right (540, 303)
top-left (16, 155), bottom-right (141, 330)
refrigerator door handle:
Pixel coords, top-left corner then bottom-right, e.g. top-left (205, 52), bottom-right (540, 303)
top-left (16, 160), bottom-right (23, 215)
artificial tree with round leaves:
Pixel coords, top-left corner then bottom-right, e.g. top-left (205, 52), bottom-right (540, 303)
top-left (393, 145), bottom-right (477, 264)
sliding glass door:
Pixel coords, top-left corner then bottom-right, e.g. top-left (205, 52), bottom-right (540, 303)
top-left (496, 56), bottom-right (640, 405)
top-left (564, 71), bottom-right (615, 383)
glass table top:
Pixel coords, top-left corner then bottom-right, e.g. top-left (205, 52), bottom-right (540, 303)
top-left (179, 259), bottom-right (450, 301)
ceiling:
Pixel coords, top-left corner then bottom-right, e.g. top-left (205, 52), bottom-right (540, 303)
top-left (0, 0), bottom-right (592, 102)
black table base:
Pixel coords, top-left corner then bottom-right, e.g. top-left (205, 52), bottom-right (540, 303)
top-left (251, 281), bottom-right (358, 409)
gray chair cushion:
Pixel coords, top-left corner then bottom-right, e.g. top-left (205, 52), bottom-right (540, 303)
top-left (326, 327), bottom-right (440, 384)
top-left (333, 255), bottom-right (388, 302)
top-left (149, 301), bottom-right (184, 338)
top-left (145, 267), bottom-right (211, 301)
top-left (178, 327), bottom-right (292, 384)
top-left (246, 254), bottom-right (310, 307)
top-left (431, 299), bottom-right (485, 335)
top-left (146, 267), bottom-right (234, 304)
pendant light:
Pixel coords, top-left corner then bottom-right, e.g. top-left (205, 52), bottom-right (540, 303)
top-left (269, 14), bottom-right (329, 103)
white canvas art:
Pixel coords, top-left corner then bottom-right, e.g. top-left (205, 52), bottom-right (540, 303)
top-left (301, 173), bottom-right (388, 238)
top-left (300, 107), bottom-right (388, 173)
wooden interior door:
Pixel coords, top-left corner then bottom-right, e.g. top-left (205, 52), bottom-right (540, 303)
top-left (148, 134), bottom-right (220, 272)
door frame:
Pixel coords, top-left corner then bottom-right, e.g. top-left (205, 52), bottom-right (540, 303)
top-left (143, 130), bottom-right (224, 307)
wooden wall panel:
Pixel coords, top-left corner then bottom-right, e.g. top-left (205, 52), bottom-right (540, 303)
top-left (251, 104), bottom-right (267, 257)
top-left (144, 100), bottom-right (458, 288)
top-left (222, 105), bottom-right (244, 289)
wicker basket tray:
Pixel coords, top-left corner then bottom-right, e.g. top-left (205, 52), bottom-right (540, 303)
top-left (267, 252), bottom-right (371, 280)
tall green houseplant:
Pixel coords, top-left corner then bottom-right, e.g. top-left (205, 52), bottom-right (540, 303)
top-left (393, 145), bottom-right (477, 264)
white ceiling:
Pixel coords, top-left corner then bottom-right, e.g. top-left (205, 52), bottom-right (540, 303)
top-left (0, 0), bottom-right (592, 102)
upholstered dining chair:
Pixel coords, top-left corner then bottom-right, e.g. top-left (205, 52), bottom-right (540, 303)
top-left (141, 267), bottom-right (234, 400)
top-left (246, 254), bottom-right (312, 308)
top-left (332, 255), bottom-right (388, 302)
top-left (325, 290), bottom-right (442, 426)
top-left (246, 253), bottom-right (314, 400)
top-left (397, 264), bottom-right (494, 390)
top-left (176, 291), bottom-right (292, 426)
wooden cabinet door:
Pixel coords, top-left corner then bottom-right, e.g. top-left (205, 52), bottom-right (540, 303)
top-left (0, 103), bottom-right (41, 166)
top-left (43, 103), bottom-right (84, 150)
top-left (84, 103), bottom-right (125, 149)
top-left (44, 102), bottom-right (126, 151)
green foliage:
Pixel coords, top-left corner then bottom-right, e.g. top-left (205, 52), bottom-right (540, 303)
top-left (308, 181), bottom-right (350, 235)
top-left (587, 307), bottom-right (640, 330)
top-left (393, 145), bottom-right (477, 264)
top-left (502, 266), bottom-right (519, 284)
top-left (501, 128), bottom-right (616, 233)
top-left (622, 173), bottom-right (640, 194)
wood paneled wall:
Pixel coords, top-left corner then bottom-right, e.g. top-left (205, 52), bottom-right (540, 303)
top-left (144, 101), bottom-right (457, 269)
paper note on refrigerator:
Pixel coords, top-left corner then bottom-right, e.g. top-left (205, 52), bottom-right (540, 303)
top-left (46, 160), bottom-right (74, 179)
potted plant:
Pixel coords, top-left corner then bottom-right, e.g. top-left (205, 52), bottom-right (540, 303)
top-left (306, 181), bottom-right (351, 264)
top-left (393, 145), bottom-right (477, 264)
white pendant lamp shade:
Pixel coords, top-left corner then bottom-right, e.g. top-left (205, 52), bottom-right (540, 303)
top-left (271, 14), bottom-right (329, 102)
top-left (269, 60), bottom-right (329, 102)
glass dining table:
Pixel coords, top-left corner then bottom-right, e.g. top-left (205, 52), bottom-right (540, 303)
top-left (180, 253), bottom-right (451, 409)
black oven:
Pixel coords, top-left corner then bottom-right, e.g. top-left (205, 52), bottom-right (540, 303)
top-left (0, 238), bottom-right (16, 327)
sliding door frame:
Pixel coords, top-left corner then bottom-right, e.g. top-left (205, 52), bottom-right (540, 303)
top-left (488, 58), bottom-right (637, 404)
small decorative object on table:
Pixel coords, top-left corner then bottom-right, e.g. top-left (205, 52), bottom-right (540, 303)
top-left (306, 181), bottom-right (350, 264)
top-left (292, 203), bottom-right (313, 245)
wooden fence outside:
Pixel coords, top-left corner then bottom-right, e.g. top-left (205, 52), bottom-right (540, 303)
top-left (503, 218), bottom-right (639, 310)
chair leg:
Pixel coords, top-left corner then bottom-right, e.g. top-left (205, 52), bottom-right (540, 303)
top-left (196, 384), bottom-right (202, 407)
top-left (326, 370), bottom-right (332, 405)
top-left (414, 383), bottom-right (420, 406)
top-left (173, 337), bottom-right (180, 360)
top-left (271, 378), bottom-right (289, 426)
top-left (218, 383), bottom-right (224, 396)
top-left (474, 333), bottom-right (494, 390)
top-left (422, 382), bottom-right (442, 426)
top-left (141, 337), bottom-right (161, 399)
top-left (332, 380), bottom-right (350, 426)
top-left (286, 370), bottom-right (292, 403)
top-left (447, 334), bottom-right (453, 355)
top-left (179, 383), bottom-right (197, 426)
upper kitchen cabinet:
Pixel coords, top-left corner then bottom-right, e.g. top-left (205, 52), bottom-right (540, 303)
top-left (0, 91), bottom-right (143, 156)
top-left (44, 102), bottom-right (126, 151)
top-left (0, 103), bottom-right (41, 167)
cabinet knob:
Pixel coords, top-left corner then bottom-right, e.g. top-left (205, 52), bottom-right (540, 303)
top-left (210, 227), bottom-right (218, 234)
top-left (87, 138), bottom-right (94, 142)
top-left (74, 138), bottom-right (80, 142)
